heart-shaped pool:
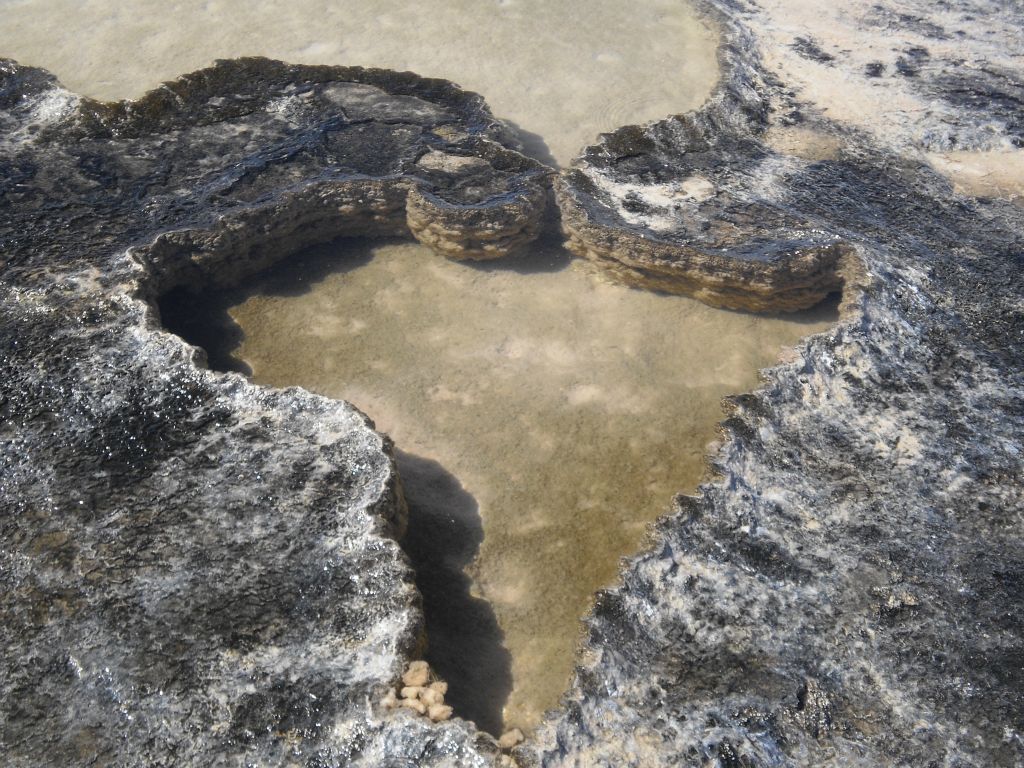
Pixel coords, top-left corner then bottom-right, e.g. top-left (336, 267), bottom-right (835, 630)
top-left (161, 236), bottom-right (838, 733)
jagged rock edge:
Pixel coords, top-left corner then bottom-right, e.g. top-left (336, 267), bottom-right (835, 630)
top-left (553, 1), bottom-right (871, 314)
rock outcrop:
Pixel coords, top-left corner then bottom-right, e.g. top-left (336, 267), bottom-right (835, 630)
top-left (528, 0), bottom-right (1024, 765)
top-left (2, 0), bottom-right (1023, 764)
top-left (556, 120), bottom-right (856, 312)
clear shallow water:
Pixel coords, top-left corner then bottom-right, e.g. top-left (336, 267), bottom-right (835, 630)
top-left (163, 239), bottom-right (839, 732)
top-left (0, 0), bottom-right (718, 165)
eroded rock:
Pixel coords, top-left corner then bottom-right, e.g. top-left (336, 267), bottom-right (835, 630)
top-left (556, 116), bottom-right (856, 312)
top-left (527, 0), bottom-right (1024, 765)
top-left (2, 0), bottom-right (1023, 764)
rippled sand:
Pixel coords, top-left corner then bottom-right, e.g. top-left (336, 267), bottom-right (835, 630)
top-left (164, 239), bottom-right (838, 732)
top-left (0, 0), bottom-right (718, 165)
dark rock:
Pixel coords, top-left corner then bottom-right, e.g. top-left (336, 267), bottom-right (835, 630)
top-left (864, 6), bottom-right (949, 40)
top-left (929, 65), bottom-right (1024, 147)
top-left (895, 46), bottom-right (930, 77)
top-left (532, 0), bottom-right (1024, 765)
top-left (556, 115), bottom-right (859, 312)
top-left (790, 37), bottom-right (835, 64)
top-left (3, 0), bottom-right (1024, 764)
top-left (0, 56), bottom-right (540, 766)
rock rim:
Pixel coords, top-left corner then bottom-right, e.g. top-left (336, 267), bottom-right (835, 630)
top-left (0, 56), bottom-right (544, 767)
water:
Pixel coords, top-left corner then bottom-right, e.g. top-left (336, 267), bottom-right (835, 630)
top-left (161, 240), bottom-right (839, 732)
top-left (0, 0), bottom-right (718, 165)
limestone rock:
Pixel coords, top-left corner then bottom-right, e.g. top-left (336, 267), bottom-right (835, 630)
top-left (498, 728), bottom-right (525, 749)
top-left (428, 704), bottom-right (454, 722)
top-left (2, 0), bottom-right (1023, 764)
top-left (556, 121), bottom-right (855, 312)
top-left (402, 660), bottom-right (431, 688)
top-left (527, 0), bottom-right (1024, 765)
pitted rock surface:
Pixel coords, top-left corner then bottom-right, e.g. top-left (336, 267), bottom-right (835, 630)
top-left (2, 0), bottom-right (1024, 766)
top-left (557, 0), bottom-right (1024, 313)
top-left (0, 57), bottom-right (551, 284)
top-left (556, 119), bottom-right (854, 312)
top-left (529, 0), bottom-right (1024, 765)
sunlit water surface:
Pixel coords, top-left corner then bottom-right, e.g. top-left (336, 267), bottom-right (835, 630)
top-left (0, 0), bottom-right (718, 164)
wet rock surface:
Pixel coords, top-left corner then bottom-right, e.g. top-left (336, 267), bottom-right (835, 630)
top-left (1, 1), bottom-right (1023, 766)
top-left (558, 0), bottom-right (1024, 312)
top-left (556, 120), bottom-right (854, 311)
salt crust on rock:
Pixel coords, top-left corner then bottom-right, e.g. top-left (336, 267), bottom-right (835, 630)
top-left (2, 0), bottom-right (1024, 765)
top-left (557, 0), bottom-right (1024, 312)
top-left (530, 0), bottom-right (1024, 765)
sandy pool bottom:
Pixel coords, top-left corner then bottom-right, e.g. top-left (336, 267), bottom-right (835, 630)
top-left (0, 0), bottom-right (717, 166)
top-left (163, 237), bottom-right (837, 734)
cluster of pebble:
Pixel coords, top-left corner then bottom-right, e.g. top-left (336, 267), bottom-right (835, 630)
top-left (381, 661), bottom-right (526, 758)
top-left (381, 660), bottom-right (454, 722)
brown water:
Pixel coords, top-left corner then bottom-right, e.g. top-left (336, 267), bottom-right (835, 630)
top-left (163, 238), bottom-right (839, 733)
top-left (0, 0), bottom-right (718, 165)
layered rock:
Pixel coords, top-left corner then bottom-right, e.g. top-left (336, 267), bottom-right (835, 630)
top-left (526, 0), bottom-right (1024, 765)
top-left (556, 0), bottom-right (1024, 313)
top-left (556, 121), bottom-right (856, 312)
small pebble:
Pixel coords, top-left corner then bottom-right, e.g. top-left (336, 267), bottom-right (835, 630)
top-left (400, 685), bottom-right (424, 700)
top-left (428, 681), bottom-right (448, 695)
top-left (427, 703), bottom-right (453, 721)
top-left (402, 660), bottom-right (430, 687)
top-left (400, 698), bottom-right (427, 715)
top-left (498, 728), bottom-right (524, 749)
top-left (420, 688), bottom-right (442, 706)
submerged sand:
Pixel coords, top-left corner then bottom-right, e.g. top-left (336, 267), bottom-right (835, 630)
top-left (0, 0), bottom-right (718, 165)
top-left (184, 239), bottom-right (838, 731)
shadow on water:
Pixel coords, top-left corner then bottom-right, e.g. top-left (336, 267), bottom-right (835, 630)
top-left (658, 287), bottom-right (843, 325)
top-left (156, 238), bottom-right (379, 373)
top-left (503, 119), bottom-right (560, 169)
top-left (156, 233), bottom-right (840, 736)
top-left (776, 290), bottom-right (842, 325)
top-left (158, 286), bottom-right (253, 375)
top-left (463, 233), bottom-right (573, 276)
top-left (396, 450), bottom-right (512, 736)
top-left (157, 237), bottom-right (514, 735)
top-left (250, 239), bottom-right (376, 298)
top-left (158, 234), bottom-right (577, 355)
